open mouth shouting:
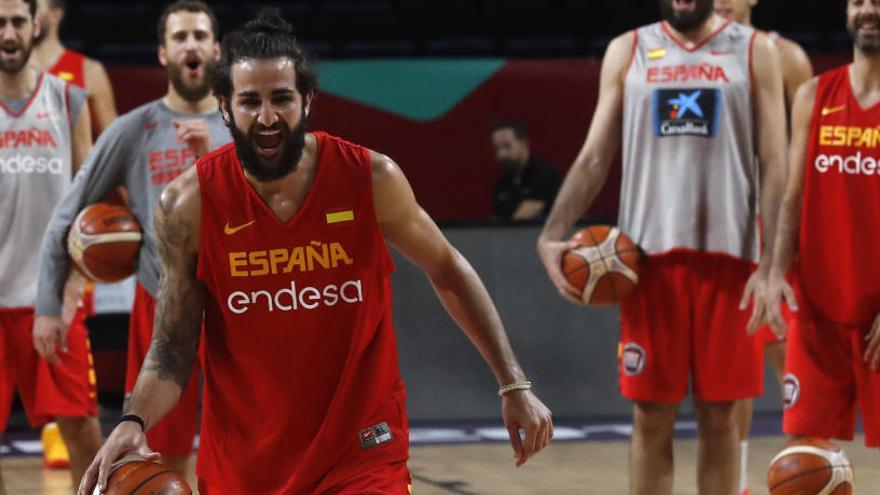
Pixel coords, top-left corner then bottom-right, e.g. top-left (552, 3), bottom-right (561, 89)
top-left (254, 127), bottom-right (284, 160)
top-left (672, 0), bottom-right (697, 12)
top-left (183, 54), bottom-right (203, 79)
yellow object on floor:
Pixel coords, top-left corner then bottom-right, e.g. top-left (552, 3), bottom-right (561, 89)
top-left (41, 422), bottom-right (70, 469)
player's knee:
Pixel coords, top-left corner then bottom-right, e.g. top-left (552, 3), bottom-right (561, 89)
top-left (633, 401), bottom-right (677, 437)
top-left (55, 416), bottom-right (101, 448)
top-left (695, 401), bottom-right (737, 434)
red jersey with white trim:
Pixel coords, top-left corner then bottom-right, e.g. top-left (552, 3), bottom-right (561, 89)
top-left (195, 133), bottom-right (408, 494)
top-left (799, 65), bottom-right (880, 325)
top-left (48, 49), bottom-right (85, 89)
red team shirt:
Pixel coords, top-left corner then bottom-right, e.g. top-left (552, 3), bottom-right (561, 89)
top-left (48, 49), bottom-right (86, 88)
top-left (195, 133), bottom-right (408, 493)
top-left (799, 65), bottom-right (880, 326)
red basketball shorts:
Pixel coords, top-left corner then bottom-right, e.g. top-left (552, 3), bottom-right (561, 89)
top-left (198, 461), bottom-right (412, 494)
top-left (0, 305), bottom-right (97, 430)
top-left (783, 313), bottom-right (880, 447)
top-left (126, 283), bottom-right (199, 457)
top-left (619, 251), bottom-right (764, 403)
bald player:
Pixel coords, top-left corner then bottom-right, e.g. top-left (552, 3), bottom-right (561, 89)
top-left (538, 0), bottom-right (787, 493)
top-left (34, 0), bottom-right (229, 479)
top-left (714, 1), bottom-right (813, 493)
top-left (0, 0), bottom-right (99, 491)
top-left (31, 0), bottom-right (116, 135)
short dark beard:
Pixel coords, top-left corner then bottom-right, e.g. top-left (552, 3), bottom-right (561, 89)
top-left (167, 58), bottom-right (217, 103)
top-left (227, 108), bottom-right (308, 182)
top-left (0, 42), bottom-right (33, 75)
top-left (660, 0), bottom-right (714, 34)
top-left (849, 15), bottom-right (880, 53)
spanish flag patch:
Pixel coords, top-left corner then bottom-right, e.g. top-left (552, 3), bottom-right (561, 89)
top-left (326, 210), bottom-right (354, 224)
top-left (647, 48), bottom-right (666, 60)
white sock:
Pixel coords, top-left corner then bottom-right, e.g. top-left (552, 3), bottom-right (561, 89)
top-left (739, 440), bottom-right (749, 494)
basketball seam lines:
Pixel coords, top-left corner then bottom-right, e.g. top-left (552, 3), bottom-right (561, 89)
top-left (768, 465), bottom-right (847, 491)
top-left (127, 469), bottom-right (175, 494)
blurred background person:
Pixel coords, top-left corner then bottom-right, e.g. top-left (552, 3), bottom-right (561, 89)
top-left (31, 0), bottom-right (116, 136)
top-left (491, 120), bottom-right (561, 221)
top-left (714, 3), bottom-right (813, 494)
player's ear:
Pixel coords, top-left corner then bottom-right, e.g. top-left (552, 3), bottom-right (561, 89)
top-left (158, 44), bottom-right (168, 68)
top-left (217, 97), bottom-right (231, 124)
top-left (212, 41), bottom-right (220, 61)
top-left (303, 92), bottom-right (315, 117)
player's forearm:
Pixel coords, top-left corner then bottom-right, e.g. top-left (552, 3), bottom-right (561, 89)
top-left (128, 284), bottom-right (203, 430)
top-left (124, 370), bottom-right (185, 431)
top-left (539, 156), bottom-right (610, 242)
top-left (758, 158), bottom-right (787, 272)
top-left (35, 237), bottom-right (71, 317)
top-left (428, 248), bottom-right (526, 385)
top-left (35, 184), bottom-right (89, 317)
top-left (769, 188), bottom-right (801, 278)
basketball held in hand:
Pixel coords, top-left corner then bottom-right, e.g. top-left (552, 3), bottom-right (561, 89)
top-left (561, 226), bottom-right (641, 306)
top-left (95, 454), bottom-right (191, 495)
top-left (67, 203), bottom-right (142, 283)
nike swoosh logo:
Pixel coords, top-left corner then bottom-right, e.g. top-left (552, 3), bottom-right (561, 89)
top-left (821, 105), bottom-right (846, 116)
top-left (224, 220), bottom-right (256, 235)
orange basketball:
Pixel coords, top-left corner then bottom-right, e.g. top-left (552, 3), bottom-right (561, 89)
top-left (67, 203), bottom-right (142, 283)
top-left (768, 438), bottom-right (854, 495)
top-left (561, 225), bottom-right (641, 306)
top-left (104, 460), bottom-right (191, 495)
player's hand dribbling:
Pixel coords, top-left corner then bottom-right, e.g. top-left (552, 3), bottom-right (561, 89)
top-left (78, 422), bottom-right (161, 495)
top-left (33, 316), bottom-right (69, 364)
top-left (172, 118), bottom-right (211, 158)
top-left (537, 238), bottom-right (582, 304)
top-left (502, 390), bottom-right (553, 467)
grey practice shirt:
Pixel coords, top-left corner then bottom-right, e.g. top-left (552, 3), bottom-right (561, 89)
top-left (0, 73), bottom-right (86, 308)
top-left (36, 98), bottom-right (230, 316)
top-left (621, 21), bottom-right (759, 261)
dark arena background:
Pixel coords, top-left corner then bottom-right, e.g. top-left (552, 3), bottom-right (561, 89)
top-left (4, 1), bottom-right (877, 494)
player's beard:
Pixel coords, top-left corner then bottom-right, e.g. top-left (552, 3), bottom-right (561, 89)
top-left (227, 107), bottom-right (308, 183)
top-left (660, 0), bottom-right (714, 33)
top-left (849, 12), bottom-right (880, 53)
top-left (0, 35), bottom-right (34, 74)
top-left (167, 56), bottom-right (216, 103)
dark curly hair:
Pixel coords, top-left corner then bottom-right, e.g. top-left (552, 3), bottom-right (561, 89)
top-left (212, 8), bottom-right (318, 103)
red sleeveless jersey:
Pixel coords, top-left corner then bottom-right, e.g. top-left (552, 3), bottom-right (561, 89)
top-left (799, 65), bottom-right (880, 326)
top-left (195, 133), bottom-right (408, 493)
top-left (48, 49), bottom-right (85, 88)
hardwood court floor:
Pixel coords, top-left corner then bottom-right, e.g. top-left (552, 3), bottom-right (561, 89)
top-left (3, 436), bottom-right (876, 494)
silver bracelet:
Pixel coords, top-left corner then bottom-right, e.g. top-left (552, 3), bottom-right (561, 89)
top-left (498, 380), bottom-right (532, 397)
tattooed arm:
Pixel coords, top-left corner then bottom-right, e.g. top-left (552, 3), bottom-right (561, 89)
top-left (126, 167), bottom-right (204, 426)
top-left (78, 168), bottom-right (203, 495)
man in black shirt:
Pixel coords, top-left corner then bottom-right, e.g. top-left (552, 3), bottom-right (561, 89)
top-left (491, 121), bottom-right (561, 221)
